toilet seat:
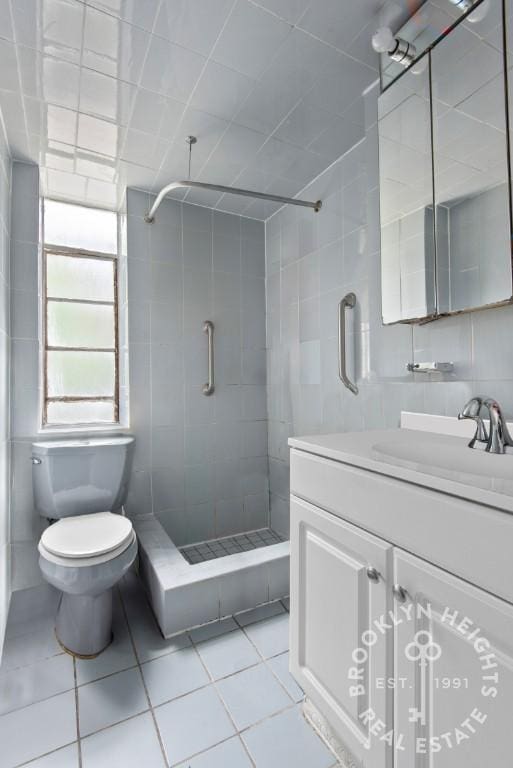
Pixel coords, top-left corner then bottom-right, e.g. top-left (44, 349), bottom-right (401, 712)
top-left (40, 511), bottom-right (133, 559)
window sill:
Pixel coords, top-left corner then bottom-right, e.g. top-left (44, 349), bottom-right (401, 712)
top-left (38, 423), bottom-right (130, 437)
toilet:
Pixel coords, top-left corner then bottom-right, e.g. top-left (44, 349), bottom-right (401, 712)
top-left (32, 436), bottom-right (137, 658)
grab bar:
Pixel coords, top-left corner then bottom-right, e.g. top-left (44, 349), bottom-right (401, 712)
top-left (338, 293), bottom-right (358, 395)
top-left (203, 321), bottom-right (214, 396)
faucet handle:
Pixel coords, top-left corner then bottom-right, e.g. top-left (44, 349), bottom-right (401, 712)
top-left (458, 396), bottom-right (489, 448)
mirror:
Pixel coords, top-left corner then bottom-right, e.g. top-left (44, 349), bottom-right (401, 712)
top-left (379, 0), bottom-right (513, 324)
top-left (432, 0), bottom-right (512, 314)
top-left (378, 58), bottom-right (436, 323)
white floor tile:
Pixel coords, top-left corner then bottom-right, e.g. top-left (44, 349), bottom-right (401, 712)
top-left (154, 685), bottom-right (236, 766)
top-left (176, 736), bottom-right (252, 767)
top-left (0, 690), bottom-right (77, 768)
top-left (0, 652), bottom-right (75, 715)
top-left (267, 652), bottom-right (304, 703)
top-left (76, 596), bottom-right (137, 686)
top-left (244, 613), bottom-right (289, 658)
top-left (242, 706), bottom-right (336, 768)
top-left (121, 579), bottom-right (191, 662)
top-left (189, 617), bottom-right (238, 643)
top-left (215, 663), bottom-right (292, 730)
top-left (81, 712), bottom-right (166, 768)
top-left (196, 629), bottom-right (260, 680)
top-left (78, 667), bottom-right (148, 737)
top-left (235, 601), bottom-right (285, 627)
top-left (22, 744), bottom-right (80, 768)
top-left (141, 647), bottom-right (210, 706)
top-left (1, 617), bottom-right (62, 671)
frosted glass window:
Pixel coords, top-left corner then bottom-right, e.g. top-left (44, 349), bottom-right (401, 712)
top-left (47, 401), bottom-right (115, 424)
top-left (47, 351), bottom-right (115, 397)
top-left (44, 200), bottom-right (117, 254)
top-left (47, 302), bottom-right (115, 349)
top-left (46, 253), bottom-right (114, 301)
top-left (43, 200), bottom-right (119, 426)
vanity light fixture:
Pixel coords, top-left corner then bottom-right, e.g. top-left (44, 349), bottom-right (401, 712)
top-left (372, 26), bottom-right (417, 67)
top-left (448, 0), bottom-right (490, 21)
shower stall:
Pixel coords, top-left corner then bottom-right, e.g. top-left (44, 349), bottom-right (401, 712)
top-left (126, 188), bottom-right (291, 637)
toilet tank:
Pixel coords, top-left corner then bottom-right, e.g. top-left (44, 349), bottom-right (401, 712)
top-left (32, 436), bottom-right (135, 519)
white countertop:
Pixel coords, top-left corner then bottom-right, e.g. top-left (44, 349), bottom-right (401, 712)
top-left (289, 428), bottom-right (513, 514)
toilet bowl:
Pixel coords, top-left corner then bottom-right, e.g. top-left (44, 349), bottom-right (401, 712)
top-left (38, 512), bottom-right (137, 657)
top-left (32, 436), bottom-right (136, 658)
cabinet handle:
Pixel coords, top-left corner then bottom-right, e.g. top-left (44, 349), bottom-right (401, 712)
top-left (393, 584), bottom-right (408, 603)
top-left (366, 566), bottom-right (380, 582)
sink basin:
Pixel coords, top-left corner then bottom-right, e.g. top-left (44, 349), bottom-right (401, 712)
top-left (372, 432), bottom-right (513, 497)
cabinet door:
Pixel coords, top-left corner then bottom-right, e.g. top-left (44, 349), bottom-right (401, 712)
top-left (394, 549), bottom-right (513, 767)
top-left (290, 496), bottom-right (393, 768)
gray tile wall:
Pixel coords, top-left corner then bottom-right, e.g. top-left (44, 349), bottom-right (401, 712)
top-left (126, 191), bottom-right (268, 546)
top-left (265, 83), bottom-right (513, 537)
top-left (9, 163), bottom-right (43, 593)
top-left (0, 113), bottom-right (11, 652)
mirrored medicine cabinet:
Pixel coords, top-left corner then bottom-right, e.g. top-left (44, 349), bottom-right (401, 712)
top-left (379, 0), bottom-right (513, 324)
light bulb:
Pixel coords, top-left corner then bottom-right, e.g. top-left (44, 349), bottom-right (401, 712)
top-left (372, 26), bottom-right (396, 54)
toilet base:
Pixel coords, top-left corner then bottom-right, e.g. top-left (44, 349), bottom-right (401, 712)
top-left (55, 588), bottom-right (113, 658)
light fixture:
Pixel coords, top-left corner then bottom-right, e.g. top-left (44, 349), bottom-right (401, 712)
top-left (372, 27), bottom-right (417, 67)
top-left (448, 0), bottom-right (490, 21)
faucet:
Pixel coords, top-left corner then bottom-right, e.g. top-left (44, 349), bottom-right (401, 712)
top-left (458, 396), bottom-right (513, 454)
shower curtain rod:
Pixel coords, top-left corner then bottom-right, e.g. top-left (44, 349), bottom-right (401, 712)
top-left (144, 180), bottom-right (322, 223)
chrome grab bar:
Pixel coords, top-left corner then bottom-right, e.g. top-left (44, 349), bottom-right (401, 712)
top-left (203, 321), bottom-right (214, 396)
top-left (338, 293), bottom-right (358, 395)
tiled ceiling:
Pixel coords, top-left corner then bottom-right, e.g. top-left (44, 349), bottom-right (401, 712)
top-left (0, 0), bottom-right (387, 219)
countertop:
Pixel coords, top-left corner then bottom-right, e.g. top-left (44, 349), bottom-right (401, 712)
top-left (289, 428), bottom-right (513, 514)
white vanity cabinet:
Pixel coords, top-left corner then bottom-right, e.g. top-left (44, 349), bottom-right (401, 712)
top-left (289, 429), bottom-right (513, 768)
top-left (290, 497), bottom-right (393, 768)
top-left (393, 549), bottom-right (513, 768)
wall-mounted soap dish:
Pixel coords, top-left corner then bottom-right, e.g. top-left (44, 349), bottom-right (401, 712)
top-left (406, 362), bottom-right (454, 373)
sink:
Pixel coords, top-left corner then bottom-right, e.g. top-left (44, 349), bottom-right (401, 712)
top-left (372, 432), bottom-right (513, 497)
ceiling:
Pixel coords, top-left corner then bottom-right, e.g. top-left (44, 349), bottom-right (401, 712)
top-left (0, 0), bottom-right (392, 219)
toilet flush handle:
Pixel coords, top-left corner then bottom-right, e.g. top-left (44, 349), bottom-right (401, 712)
top-left (31, 457), bottom-right (42, 465)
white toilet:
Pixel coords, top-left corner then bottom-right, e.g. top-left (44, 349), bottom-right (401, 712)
top-left (32, 436), bottom-right (137, 658)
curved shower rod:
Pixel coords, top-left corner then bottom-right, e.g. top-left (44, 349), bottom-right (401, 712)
top-left (144, 180), bottom-right (322, 223)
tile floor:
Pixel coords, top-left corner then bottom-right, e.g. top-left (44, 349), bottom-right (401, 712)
top-left (0, 573), bottom-right (339, 768)
top-left (179, 529), bottom-right (285, 564)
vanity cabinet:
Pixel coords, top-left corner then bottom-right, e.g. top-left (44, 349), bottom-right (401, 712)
top-left (290, 497), bottom-right (393, 768)
top-left (289, 433), bottom-right (513, 768)
top-left (393, 549), bottom-right (513, 768)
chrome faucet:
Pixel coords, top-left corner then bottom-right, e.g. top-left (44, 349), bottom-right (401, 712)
top-left (458, 396), bottom-right (513, 454)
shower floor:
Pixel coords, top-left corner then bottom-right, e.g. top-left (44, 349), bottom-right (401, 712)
top-left (180, 528), bottom-right (285, 564)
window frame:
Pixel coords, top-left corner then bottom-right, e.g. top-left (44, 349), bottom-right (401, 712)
top-left (42, 243), bottom-right (120, 428)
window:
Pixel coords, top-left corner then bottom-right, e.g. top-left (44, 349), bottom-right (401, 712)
top-left (42, 200), bottom-right (119, 427)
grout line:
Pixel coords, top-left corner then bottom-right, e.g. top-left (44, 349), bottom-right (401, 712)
top-left (77, 709), bottom-right (152, 744)
top-left (187, 630), bottom-right (257, 767)
top-left (15, 740), bottom-right (78, 768)
top-left (236, 614), bottom-right (302, 706)
top-left (73, 658), bottom-right (83, 768)
top-left (117, 585), bottom-right (169, 767)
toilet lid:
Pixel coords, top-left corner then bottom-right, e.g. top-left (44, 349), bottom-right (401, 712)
top-left (40, 512), bottom-right (133, 559)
